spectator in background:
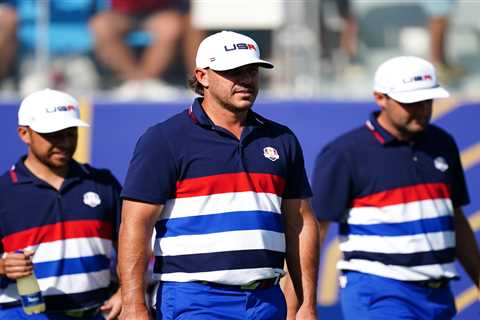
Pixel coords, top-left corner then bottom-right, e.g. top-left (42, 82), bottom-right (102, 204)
top-left (319, 0), bottom-right (360, 74)
top-left (0, 89), bottom-right (123, 319)
top-left (1, 0), bottom-right (107, 96)
top-left (89, 0), bottom-right (205, 100)
top-left (421, 0), bottom-right (464, 83)
top-left (0, 2), bottom-right (16, 86)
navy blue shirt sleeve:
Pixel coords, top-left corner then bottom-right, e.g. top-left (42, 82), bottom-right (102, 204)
top-left (283, 133), bottom-right (312, 199)
top-left (122, 125), bottom-right (177, 204)
top-left (446, 135), bottom-right (470, 207)
top-left (84, 164), bottom-right (123, 243)
top-left (311, 144), bottom-right (353, 222)
top-left (108, 173), bottom-right (123, 242)
top-left (0, 226), bottom-right (3, 254)
top-left (0, 176), bottom-right (7, 255)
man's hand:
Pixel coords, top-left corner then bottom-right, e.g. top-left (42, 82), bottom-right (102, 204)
top-left (296, 304), bottom-right (317, 320)
top-left (2, 251), bottom-right (34, 279)
top-left (100, 288), bottom-right (122, 320)
top-left (118, 303), bottom-right (151, 320)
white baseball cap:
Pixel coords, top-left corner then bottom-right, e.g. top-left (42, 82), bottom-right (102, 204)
top-left (18, 88), bottom-right (89, 133)
top-left (196, 30), bottom-right (274, 71)
top-left (374, 56), bottom-right (449, 103)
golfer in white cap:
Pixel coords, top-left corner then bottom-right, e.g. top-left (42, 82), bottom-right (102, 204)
top-left (119, 31), bottom-right (319, 320)
top-left (0, 89), bottom-right (123, 319)
top-left (293, 56), bottom-right (480, 320)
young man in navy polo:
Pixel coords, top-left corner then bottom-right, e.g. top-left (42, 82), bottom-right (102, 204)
top-left (118, 31), bottom-right (319, 320)
top-left (0, 89), bottom-right (122, 319)
top-left (307, 56), bottom-right (480, 319)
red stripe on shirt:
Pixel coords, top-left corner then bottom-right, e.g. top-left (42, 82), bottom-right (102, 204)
top-left (8, 168), bottom-right (18, 183)
top-left (174, 172), bottom-right (286, 198)
top-left (365, 121), bottom-right (385, 144)
top-left (3, 220), bottom-right (113, 252)
top-left (352, 183), bottom-right (451, 208)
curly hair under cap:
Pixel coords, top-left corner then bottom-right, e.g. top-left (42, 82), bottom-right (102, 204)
top-left (187, 74), bottom-right (204, 96)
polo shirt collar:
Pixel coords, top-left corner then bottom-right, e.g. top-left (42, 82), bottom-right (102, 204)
top-left (366, 111), bottom-right (428, 145)
top-left (188, 97), bottom-right (265, 130)
top-left (10, 157), bottom-right (89, 186)
top-left (365, 112), bottom-right (396, 145)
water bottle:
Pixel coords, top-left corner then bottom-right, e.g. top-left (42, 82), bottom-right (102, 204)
top-left (15, 251), bottom-right (46, 314)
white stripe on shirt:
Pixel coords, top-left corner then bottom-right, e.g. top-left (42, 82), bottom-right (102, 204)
top-left (161, 191), bottom-right (282, 220)
top-left (38, 270), bottom-right (111, 295)
top-left (153, 267), bottom-right (285, 285)
top-left (347, 198), bottom-right (453, 225)
top-left (155, 230), bottom-right (285, 256)
top-left (339, 231), bottom-right (455, 254)
top-left (27, 238), bottom-right (113, 263)
top-left (337, 259), bottom-right (458, 281)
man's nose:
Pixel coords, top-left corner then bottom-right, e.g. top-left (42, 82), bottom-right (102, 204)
top-left (414, 101), bottom-right (432, 116)
top-left (241, 71), bottom-right (257, 85)
top-left (54, 133), bottom-right (76, 146)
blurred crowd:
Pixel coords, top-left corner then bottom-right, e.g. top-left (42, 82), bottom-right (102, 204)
top-left (0, 0), bottom-right (205, 100)
top-left (319, 0), bottom-right (465, 83)
top-left (0, 0), bottom-right (475, 100)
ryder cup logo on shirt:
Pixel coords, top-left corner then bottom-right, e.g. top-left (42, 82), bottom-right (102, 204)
top-left (263, 147), bottom-right (280, 162)
top-left (83, 191), bottom-right (101, 208)
top-left (434, 156), bottom-right (449, 172)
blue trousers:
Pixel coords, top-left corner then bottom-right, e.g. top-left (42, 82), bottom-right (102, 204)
top-left (340, 271), bottom-right (456, 320)
top-left (0, 306), bottom-right (104, 320)
top-left (155, 281), bottom-right (286, 320)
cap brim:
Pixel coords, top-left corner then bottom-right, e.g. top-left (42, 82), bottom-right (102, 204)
top-left (388, 86), bottom-right (450, 103)
top-left (210, 58), bottom-right (274, 71)
top-left (30, 119), bottom-right (90, 133)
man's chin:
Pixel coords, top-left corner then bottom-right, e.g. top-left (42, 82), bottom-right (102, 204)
top-left (230, 100), bottom-right (253, 112)
top-left (408, 123), bottom-right (427, 134)
top-left (49, 155), bottom-right (72, 168)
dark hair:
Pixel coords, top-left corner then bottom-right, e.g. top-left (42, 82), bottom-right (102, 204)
top-left (187, 74), bottom-right (204, 96)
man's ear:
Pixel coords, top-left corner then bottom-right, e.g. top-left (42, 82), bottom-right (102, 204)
top-left (195, 68), bottom-right (209, 88)
top-left (17, 126), bottom-right (31, 145)
top-left (373, 91), bottom-right (388, 109)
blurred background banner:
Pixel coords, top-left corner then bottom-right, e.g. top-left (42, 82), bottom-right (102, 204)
top-left (1, 99), bottom-right (479, 319)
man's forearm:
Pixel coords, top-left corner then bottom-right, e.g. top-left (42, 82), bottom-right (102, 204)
top-left (118, 221), bottom-right (151, 305)
top-left (455, 208), bottom-right (480, 287)
top-left (0, 258), bottom-right (5, 275)
top-left (284, 199), bottom-right (319, 308)
top-left (296, 213), bottom-right (319, 306)
top-left (118, 200), bottom-right (161, 307)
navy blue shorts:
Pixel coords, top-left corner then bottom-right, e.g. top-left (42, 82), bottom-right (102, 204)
top-left (340, 271), bottom-right (456, 320)
top-left (155, 281), bottom-right (286, 320)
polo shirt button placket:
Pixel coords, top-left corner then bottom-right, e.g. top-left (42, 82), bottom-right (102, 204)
top-left (409, 141), bottom-right (418, 162)
top-left (237, 142), bottom-right (246, 171)
top-left (56, 192), bottom-right (64, 214)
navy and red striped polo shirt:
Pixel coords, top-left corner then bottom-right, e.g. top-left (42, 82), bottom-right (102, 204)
top-left (311, 111), bottom-right (469, 281)
top-left (122, 98), bottom-right (312, 285)
top-left (0, 159), bottom-right (121, 310)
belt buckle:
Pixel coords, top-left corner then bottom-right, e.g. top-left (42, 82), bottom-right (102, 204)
top-left (64, 310), bottom-right (84, 318)
top-left (426, 280), bottom-right (443, 289)
top-left (240, 275), bottom-right (281, 290)
top-left (63, 307), bottom-right (98, 318)
top-left (240, 281), bottom-right (260, 290)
